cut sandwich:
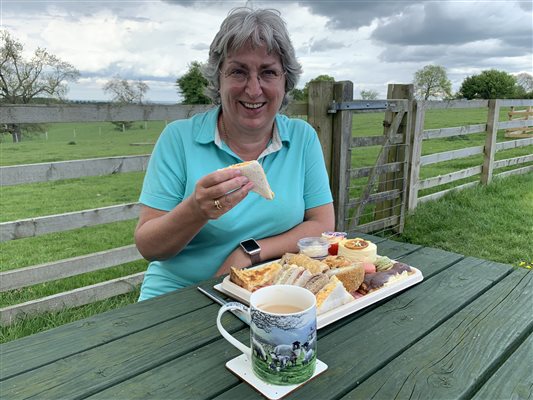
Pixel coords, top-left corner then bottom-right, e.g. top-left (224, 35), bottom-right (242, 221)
top-left (280, 253), bottom-right (329, 274)
top-left (225, 160), bottom-right (274, 200)
top-left (326, 264), bottom-right (365, 293)
top-left (274, 265), bottom-right (304, 285)
top-left (315, 276), bottom-right (355, 315)
top-left (303, 273), bottom-right (330, 294)
top-left (230, 262), bottom-right (282, 292)
top-left (324, 256), bottom-right (365, 293)
top-left (293, 268), bottom-right (313, 287)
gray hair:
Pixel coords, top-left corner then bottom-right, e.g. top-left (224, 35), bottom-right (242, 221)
top-left (203, 7), bottom-right (302, 108)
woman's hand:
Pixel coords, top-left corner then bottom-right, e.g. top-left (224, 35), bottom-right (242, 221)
top-left (135, 168), bottom-right (254, 261)
top-left (191, 168), bottom-right (253, 220)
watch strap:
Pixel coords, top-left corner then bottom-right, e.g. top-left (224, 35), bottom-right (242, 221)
top-left (249, 251), bottom-right (261, 265)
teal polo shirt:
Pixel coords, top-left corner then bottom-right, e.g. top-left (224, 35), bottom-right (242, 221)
top-left (138, 106), bottom-right (333, 300)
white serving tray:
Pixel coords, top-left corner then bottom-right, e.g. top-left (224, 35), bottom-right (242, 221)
top-left (214, 262), bottom-right (423, 329)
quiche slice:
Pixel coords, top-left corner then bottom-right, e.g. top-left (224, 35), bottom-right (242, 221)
top-left (229, 262), bottom-right (283, 292)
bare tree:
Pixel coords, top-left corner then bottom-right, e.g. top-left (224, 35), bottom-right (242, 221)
top-left (103, 76), bottom-right (149, 104)
top-left (515, 72), bottom-right (533, 93)
top-left (0, 30), bottom-right (80, 142)
top-left (103, 76), bottom-right (150, 130)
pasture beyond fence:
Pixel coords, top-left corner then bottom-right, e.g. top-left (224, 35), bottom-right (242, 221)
top-left (1, 82), bottom-right (532, 325)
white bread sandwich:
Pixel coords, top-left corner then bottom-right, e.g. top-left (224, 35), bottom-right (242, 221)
top-left (315, 276), bottom-right (355, 315)
top-left (230, 262), bottom-right (282, 292)
top-left (293, 268), bottom-right (314, 287)
top-left (274, 265), bottom-right (304, 285)
top-left (280, 253), bottom-right (329, 274)
top-left (224, 160), bottom-right (274, 200)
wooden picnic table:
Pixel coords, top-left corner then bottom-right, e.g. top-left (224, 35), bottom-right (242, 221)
top-left (1, 235), bottom-right (531, 399)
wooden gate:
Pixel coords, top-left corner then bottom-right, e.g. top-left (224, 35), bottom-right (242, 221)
top-left (329, 83), bottom-right (413, 236)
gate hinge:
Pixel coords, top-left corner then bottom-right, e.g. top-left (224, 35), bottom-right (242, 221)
top-left (328, 100), bottom-right (389, 114)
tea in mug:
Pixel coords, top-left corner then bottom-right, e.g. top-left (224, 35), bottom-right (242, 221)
top-left (257, 304), bottom-right (305, 314)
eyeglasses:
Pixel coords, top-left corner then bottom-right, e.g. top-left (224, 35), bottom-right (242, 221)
top-left (221, 67), bottom-right (285, 87)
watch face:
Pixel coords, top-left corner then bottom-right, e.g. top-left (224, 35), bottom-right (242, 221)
top-left (241, 239), bottom-right (260, 253)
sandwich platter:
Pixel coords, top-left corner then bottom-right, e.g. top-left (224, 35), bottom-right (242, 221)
top-left (214, 261), bottom-right (423, 329)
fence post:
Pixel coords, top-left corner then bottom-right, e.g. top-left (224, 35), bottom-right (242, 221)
top-left (374, 84), bottom-right (414, 232)
top-left (407, 100), bottom-right (425, 211)
top-left (307, 80), bottom-right (335, 179)
top-left (330, 81), bottom-right (354, 232)
top-left (481, 99), bottom-right (500, 184)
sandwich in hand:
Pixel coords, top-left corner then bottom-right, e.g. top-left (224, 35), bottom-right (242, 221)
top-left (315, 276), bottom-right (355, 315)
top-left (225, 160), bottom-right (274, 200)
top-left (230, 262), bottom-right (282, 292)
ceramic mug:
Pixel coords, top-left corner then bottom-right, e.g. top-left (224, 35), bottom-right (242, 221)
top-left (217, 285), bottom-right (317, 386)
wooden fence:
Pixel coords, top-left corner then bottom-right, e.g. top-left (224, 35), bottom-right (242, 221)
top-left (1, 86), bottom-right (532, 325)
top-left (504, 105), bottom-right (533, 138)
top-left (408, 99), bottom-right (533, 209)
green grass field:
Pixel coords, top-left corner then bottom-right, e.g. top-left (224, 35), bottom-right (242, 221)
top-left (0, 106), bottom-right (532, 343)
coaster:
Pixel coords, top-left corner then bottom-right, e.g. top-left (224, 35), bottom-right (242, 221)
top-left (226, 354), bottom-right (328, 400)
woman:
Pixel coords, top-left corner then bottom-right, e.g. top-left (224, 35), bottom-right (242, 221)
top-left (135, 7), bottom-right (334, 300)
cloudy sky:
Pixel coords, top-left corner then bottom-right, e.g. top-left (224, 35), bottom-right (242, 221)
top-left (2, 0), bottom-right (532, 102)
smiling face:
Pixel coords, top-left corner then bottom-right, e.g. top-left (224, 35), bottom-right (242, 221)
top-left (219, 42), bottom-right (285, 137)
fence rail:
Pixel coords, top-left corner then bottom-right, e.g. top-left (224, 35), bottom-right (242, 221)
top-left (0, 203), bottom-right (141, 242)
top-left (408, 99), bottom-right (533, 209)
top-left (1, 155), bottom-right (150, 186)
top-left (1, 92), bottom-right (532, 325)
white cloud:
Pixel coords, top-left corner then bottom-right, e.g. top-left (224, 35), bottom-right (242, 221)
top-left (2, 0), bottom-right (531, 102)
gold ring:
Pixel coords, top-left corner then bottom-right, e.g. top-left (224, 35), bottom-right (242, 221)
top-left (214, 199), bottom-right (222, 210)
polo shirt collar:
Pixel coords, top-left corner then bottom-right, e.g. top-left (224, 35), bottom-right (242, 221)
top-left (195, 106), bottom-right (291, 155)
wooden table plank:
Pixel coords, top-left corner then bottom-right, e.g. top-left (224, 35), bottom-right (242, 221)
top-left (472, 331), bottom-right (533, 399)
top-left (341, 268), bottom-right (532, 399)
top-left (0, 302), bottom-right (246, 399)
top-left (0, 283), bottom-right (220, 380)
top-left (213, 257), bottom-right (513, 399)
top-left (88, 330), bottom-right (250, 399)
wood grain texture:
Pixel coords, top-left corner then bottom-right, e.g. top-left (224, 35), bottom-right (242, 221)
top-left (0, 283), bottom-right (219, 379)
top-left (472, 332), bottom-right (533, 400)
top-left (342, 268), bottom-right (531, 400)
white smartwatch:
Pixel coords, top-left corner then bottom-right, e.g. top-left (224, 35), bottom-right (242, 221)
top-left (240, 238), bottom-right (261, 265)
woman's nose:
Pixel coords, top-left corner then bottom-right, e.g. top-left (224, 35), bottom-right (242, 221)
top-left (244, 72), bottom-right (263, 98)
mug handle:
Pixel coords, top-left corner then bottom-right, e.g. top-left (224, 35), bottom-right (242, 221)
top-left (216, 302), bottom-right (251, 358)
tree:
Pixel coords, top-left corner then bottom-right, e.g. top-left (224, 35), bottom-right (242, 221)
top-left (515, 72), bottom-right (533, 98)
top-left (413, 65), bottom-right (452, 100)
top-left (290, 74), bottom-right (335, 102)
top-left (289, 87), bottom-right (306, 101)
top-left (360, 89), bottom-right (379, 100)
top-left (458, 69), bottom-right (517, 99)
top-left (0, 30), bottom-right (80, 142)
top-left (103, 76), bottom-right (150, 130)
top-left (176, 61), bottom-right (211, 104)
top-left (103, 77), bottom-right (149, 104)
